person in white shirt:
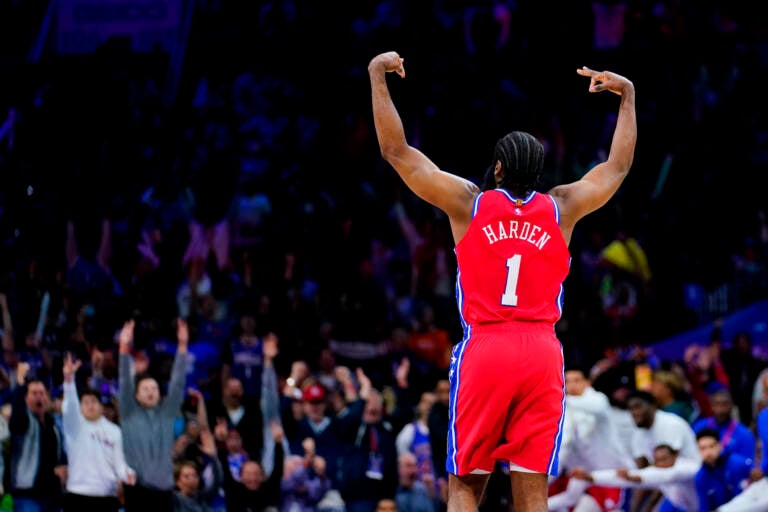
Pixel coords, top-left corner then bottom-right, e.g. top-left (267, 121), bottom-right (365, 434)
top-left (627, 390), bottom-right (700, 467)
top-left (624, 389), bottom-right (700, 511)
top-left (548, 367), bottom-right (634, 512)
top-left (61, 352), bottom-right (136, 512)
top-left (570, 444), bottom-right (700, 512)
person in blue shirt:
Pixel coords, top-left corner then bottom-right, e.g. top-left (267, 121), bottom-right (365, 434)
top-left (694, 427), bottom-right (753, 512)
top-left (715, 405), bottom-right (768, 511)
top-left (691, 389), bottom-right (756, 461)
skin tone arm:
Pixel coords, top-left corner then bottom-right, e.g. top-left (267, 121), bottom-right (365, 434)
top-left (549, 67), bottom-right (636, 245)
top-left (0, 293), bottom-right (13, 350)
top-left (118, 319), bottom-right (138, 417)
top-left (164, 318), bottom-right (189, 411)
top-left (188, 388), bottom-right (209, 430)
top-left (368, 51), bottom-right (479, 244)
top-left (370, 53), bottom-right (636, 249)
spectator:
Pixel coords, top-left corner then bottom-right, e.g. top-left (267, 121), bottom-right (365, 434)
top-left (395, 389), bottom-right (437, 494)
top-left (691, 389), bottom-right (756, 461)
top-left (183, 322), bottom-right (223, 402)
top-left (338, 384), bottom-right (402, 512)
top-left (627, 390), bottom-right (700, 468)
top-left (716, 401), bottom-right (768, 511)
top-left (8, 361), bottom-right (67, 512)
top-left (61, 352), bottom-right (135, 512)
top-left (753, 369), bottom-right (768, 418)
top-left (650, 369), bottom-right (695, 422)
top-left (570, 444), bottom-right (700, 512)
top-left (683, 343), bottom-right (730, 419)
top-left (215, 425), bottom-right (248, 485)
top-left (280, 438), bottom-right (332, 512)
top-left (224, 422), bottom-right (285, 512)
top-left (220, 311), bottom-right (273, 402)
top-left (626, 389), bottom-right (700, 511)
top-left (694, 427), bottom-right (754, 512)
top-left (427, 378), bottom-right (450, 501)
top-left (395, 451), bottom-right (436, 512)
top-left (172, 428), bottom-right (224, 512)
top-left (207, 376), bottom-right (263, 462)
top-left (283, 373), bottom-right (361, 489)
top-left (377, 498), bottom-right (399, 512)
top-left (547, 365), bottom-right (633, 511)
top-left (721, 331), bottom-right (767, 427)
top-left (119, 318), bottom-right (188, 511)
top-left (173, 388), bottom-right (211, 471)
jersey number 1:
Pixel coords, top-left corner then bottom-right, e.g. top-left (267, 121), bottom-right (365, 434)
top-left (501, 255), bottom-right (521, 306)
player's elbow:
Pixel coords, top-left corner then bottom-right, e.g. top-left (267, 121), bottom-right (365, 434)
top-left (379, 141), bottom-right (408, 165)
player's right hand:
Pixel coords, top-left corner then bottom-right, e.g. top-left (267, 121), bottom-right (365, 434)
top-left (369, 51), bottom-right (405, 78)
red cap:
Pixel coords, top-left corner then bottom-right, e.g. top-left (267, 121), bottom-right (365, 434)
top-left (302, 383), bottom-right (326, 403)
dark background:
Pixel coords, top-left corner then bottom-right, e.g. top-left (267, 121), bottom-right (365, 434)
top-left (1, 0), bottom-right (766, 369)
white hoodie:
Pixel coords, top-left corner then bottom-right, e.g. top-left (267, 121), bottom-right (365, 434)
top-left (62, 380), bottom-right (134, 497)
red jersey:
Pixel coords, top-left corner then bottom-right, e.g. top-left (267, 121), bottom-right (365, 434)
top-left (455, 189), bottom-right (570, 327)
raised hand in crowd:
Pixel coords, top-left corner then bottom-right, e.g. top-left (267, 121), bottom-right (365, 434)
top-left (213, 417), bottom-right (229, 443)
top-left (263, 333), bottom-right (278, 364)
top-left (62, 352), bottom-right (82, 383)
top-left (335, 365), bottom-right (359, 402)
top-left (118, 319), bottom-right (135, 355)
top-left (176, 317), bottom-right (189, 354)
top-left (199, 427), bottom-right (217, 458)
top-left (15, 361), bottom-right (30, 386)
top-left (356, 367), bottom-right (373, 400)
top-left (395, 357), bottom-right (410, 389)
top-left (270, 420), bottom-right (285, 445)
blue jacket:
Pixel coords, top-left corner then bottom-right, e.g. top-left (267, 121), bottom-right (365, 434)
top-left (757, 407), bottom-right (768, 474)
top-left (694, 452), bottom-right (753, 512)
top-left (692, 417), bottom-right (756, 461)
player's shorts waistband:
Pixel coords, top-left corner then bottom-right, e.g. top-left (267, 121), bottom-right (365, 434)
top-left (468, 321), bottom-right (556, 336)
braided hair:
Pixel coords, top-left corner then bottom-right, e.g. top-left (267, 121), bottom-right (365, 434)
top-left (481, 131), bottom-right (545, 195)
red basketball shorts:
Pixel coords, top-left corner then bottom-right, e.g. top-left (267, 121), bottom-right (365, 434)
top-left (446, 322), bottom-right (566, 476)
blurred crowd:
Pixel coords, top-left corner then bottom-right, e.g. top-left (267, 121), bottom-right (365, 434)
top-left (0, 0), bottom-right (768, 511)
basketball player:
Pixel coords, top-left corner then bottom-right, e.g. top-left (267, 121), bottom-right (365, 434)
top-left (368, 51), bottom-right (636, 512)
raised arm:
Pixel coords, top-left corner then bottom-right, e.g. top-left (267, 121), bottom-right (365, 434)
top-left (368, 51), bottom-right (478, 235)
top-left (0, 292), bottom-right (14, 350)
top-left (188, 387), bottom-right (209, 430)
top-left (261, 333), bottom-right (281, 424)
top-left (550, 67), bottom-right (636, 242)
top-left (565, 388), bottom-right (611, 417)
top-left (61, 353), bottom-right (83, 440)
top-left (164, 318), bottom-right (189, 412)
top-left (9, 362), bottom-right (31, 434)
top-left (118, 319), bottom-right (137, 417)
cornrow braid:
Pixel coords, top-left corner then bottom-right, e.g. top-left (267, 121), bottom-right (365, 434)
top-left (484, 131), bottom-right (545, 195)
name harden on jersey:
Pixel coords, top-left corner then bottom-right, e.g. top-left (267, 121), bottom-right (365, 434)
top-left (481, 220), bottom-right (552, 249)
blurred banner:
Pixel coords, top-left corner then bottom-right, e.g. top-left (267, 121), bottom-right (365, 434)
top-left (56, 0), bottom-right (183, 54)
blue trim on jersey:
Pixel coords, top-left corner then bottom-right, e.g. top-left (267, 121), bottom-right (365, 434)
top-left (496, 189), bottom-right (536, 205)
top-left (548, 194), bottom-right (567, 319)
top-left (447, 333), bottom-right (470, 475)
top-left (546, 347), bottom-right (567, 475)
top-left (449, 264), bottom-right (470, 475)
top-left (547, 194), bottom-right (560, 224)
top-left (455, 267), bottom-right (468, 338)
top-left (471, 192), bottom-right (483, 218)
